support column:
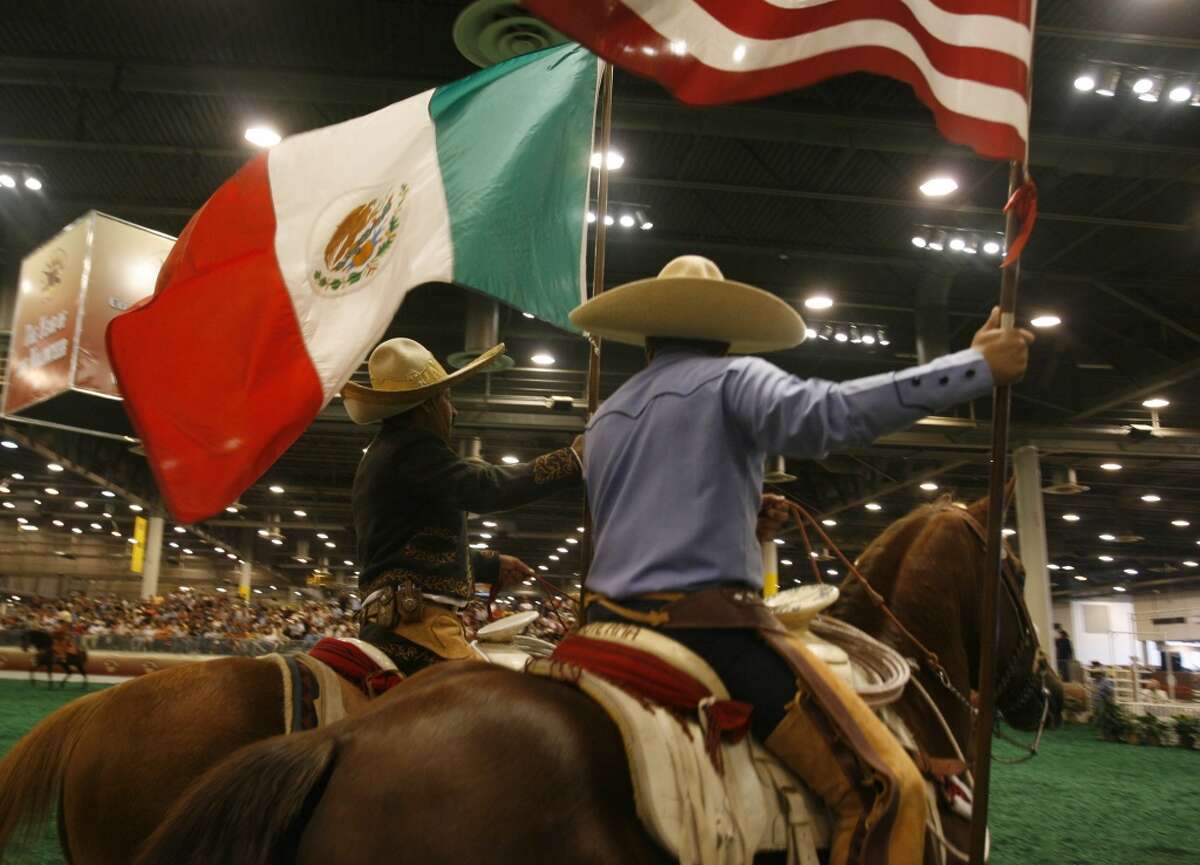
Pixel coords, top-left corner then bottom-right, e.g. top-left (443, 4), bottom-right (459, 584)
top-left (1013, 445), bottom-right (1054, 659)
top-left (914, 269), bottom-right (951, 365)
top-left (140, 514), bottom-right (165, 599)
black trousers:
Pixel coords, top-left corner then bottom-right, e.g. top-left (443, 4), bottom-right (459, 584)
top-left (586, 599), bottom-right (797, 741)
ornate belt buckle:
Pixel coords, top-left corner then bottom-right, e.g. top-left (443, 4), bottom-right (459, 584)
top-left (395, 579), bottom-right (424, 625)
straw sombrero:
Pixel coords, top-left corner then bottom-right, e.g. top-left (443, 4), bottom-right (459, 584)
top-left (569, 255), bottom-right (806, 353)
top-left (341, 338), bottom-right (506, 424)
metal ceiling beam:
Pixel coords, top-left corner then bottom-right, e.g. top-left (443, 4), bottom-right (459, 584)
top-left (1090, 281), bottom-right (1200, 346)
top-left (3, 55), bottom-right (1199, 182)
top-left (614, 176), bottom-right (1193, 233)
top-left (1035, 25), bottom-right (1200, 51)
top-left (1069, 355), bottom-right (1200, 422)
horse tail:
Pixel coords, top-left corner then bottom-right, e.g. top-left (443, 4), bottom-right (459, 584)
top-left (137, 732), bottom-right (337, 865)
top-left (0, 688), bottom-right (107, 859)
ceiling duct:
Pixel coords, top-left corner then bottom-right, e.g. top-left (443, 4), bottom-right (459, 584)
top-left (1043, 466), bottom-right (1090, 495)
top-left (453, 0), bottom-right (567, 68)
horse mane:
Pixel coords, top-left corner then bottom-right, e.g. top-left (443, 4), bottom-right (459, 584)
top-left (830, 496), bottom-right (962, 633)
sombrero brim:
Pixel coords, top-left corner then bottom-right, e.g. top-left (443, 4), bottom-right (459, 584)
top-left (569, 277), bottom-right (806, 353)
top-left (340, 343), bottom-right (507, 424)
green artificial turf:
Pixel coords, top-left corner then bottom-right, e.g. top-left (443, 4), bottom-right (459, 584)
top-left (0, 678), bottom-right (1196, 864)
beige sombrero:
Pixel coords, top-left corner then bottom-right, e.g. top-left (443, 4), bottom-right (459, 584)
top-left (569, 255), bottom-right (806, 354)
top-left (341, 338), bottom-right (506, 424)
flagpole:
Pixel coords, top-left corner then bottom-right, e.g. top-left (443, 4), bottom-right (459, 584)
top-left (967, 159), bottom-right (1025, 865)
top-left (579, 60), bottom-right (615, 586)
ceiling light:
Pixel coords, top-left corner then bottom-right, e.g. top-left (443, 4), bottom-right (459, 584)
top-left (1132, 76), bottom-right (1155, 95)
top-left (603, 214), bottom-right (614, 226)
top-left (0, 174), bottom-right (14, 189)
top-left (501, 455), bottom-right (520, 465)
top-left (1073, 74), bottom-right (1096, 92)
top-left (129, 504), bottom-right (143, 512)
top-left (316, 532), bottom-right (329, 539)
top-left (47, 463), bottom-right (64, 472)
top-left (324, 541), bottom-right (335, 548)
top-left (565, 537), bottom-right (578, 544)
top-left (228, 553), bottom-right (238, 559)
top-left (548, 554), bottom-right (560, 561)
top-left (1184, 561), bottom-right (1198, 567)
top-left (102, 512), bottom-right (112, 518)
top-left (1171, 519), bottom-right (1190, 527)
top-left (919, 176), bottom-right (958, 197)
top-left (1140, 494), bottom-right (1162, 503)
top-left (10, 473), bottom-right (22, 480)
top-left (257, 528), bottom-right (270, 537)
top-left (1095, 67), bottom-right (1121, 97)
top-left (833, 329), bottom-right (849, 343)
top-left (1167, 80), bottom-right (1194, 103)
top-left (44, 487), bottom-right (58, 495)
top-left (90, 522), bottom-right (102, 530)
top-left (585, 211), bottom-right (595, 224)
top-left (19, 523), bottom-right (38, 531)
top-left (772, 538), bottom-right (785, 546)
top-left (530, 353), bottom-right (555, 366)
top-left (1062, 513), bottom-right (1080, 522)
top-left (590, 150), bottom-right (624, 170)
top-left (865, 502), bottom-right (882, 512)
top-left (805, 327), bottom-right (818, 339)
top-left (182, 547), bottom-right (194, 554)
top-left (71, 527), bottom-right (82, 534)
top-left (861, 330), bottom-right (877, 345)
top-left (1062, 565), bottom-right (1075, 571)
top-left (215, 547), bottom-right (224, 553)
top-left (804, 294), bottom-right (834, 310)
top-left (1114, 585), bottom-right (1126, 592)
top-left (1030, 315), bottom-right (1061, 328)
top-left (226, 505), bottom-right (239, 513)
top-left (74, 500), bottom-right (87, 508)
top-left (343, 559), bottom-right (354, 567)
top-left (982, 240), bottom-right (1002, 255)
top-left (1099, 533), bottom-right (1116, 541)
top-left (479, 533), bottom-right (493, 540)
top-left (244, 125), bottom-right (282, 148)
top-left (0, 441), bottom-right (16, 449)
top-left (927, 232), bottom-right (945, 252)
top-left (268, 484), bottom-right (285, 494)
top-left (821, 519), bottom-right (837, 527)
top-left (174, 526), bottom-right (186, 533)
top-left (483, 520), bottom-right (498, 528)
top-left (16, 517), bottom-right (26, 524)
top-left (1002, 528), bottom-right (1016, 537)
top-left (911, 235), bottom-right (928, 248)
top-left (270, 537), bottom-right (284, 546)
top-left (52, 519), bottom-right (64, 527)
top-left (781, 559), bottom-right (793, 566)
top-left (1074, 575), bottom-right (1088, 582)
top-left (1, 502), bottom-right (13, 509)
top-left (1123, 568), bottom-right (1138, 575)
top-left (848, 325), bottom-right (862, 344)
top-left (101, 490), bottom-right (115, 498)
top-left (948, 236), bottom-right (966, 252)
top-left (826, 569), bottom-right (839, 577)
top-left (470, 542), bottom-right (488, 549)
top-left (577, 526), bottom-right (586, 532)
top-left (919, 482), bottom-right (939, 492)
top-left (538, 565), bottom-right (549, 571)
top-left (640, 220), bottom-right (653, 231)
top-left (1142, 397), bottom-right (1169, 409)
top-left (24, 176), bottom-right (42, 191)
top-left (1100, 462), bottom-right (1122, 471)
top-left (618, 214), bottom-right (635, 228)
top-left (1098, 555), bottom-right (1113, 562)
top-left (1134, 76), bottom-right (1163, 102)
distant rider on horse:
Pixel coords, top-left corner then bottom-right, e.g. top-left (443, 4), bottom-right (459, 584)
top-left (571, 255), bottom-right (1034, 865)
top-left (341, 338), bottom-right (584, 675)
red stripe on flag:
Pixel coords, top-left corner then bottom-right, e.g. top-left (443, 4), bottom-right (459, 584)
top-left (686, 0), bottom-right (1028, 94)
top-left (524, 0), bottom-right (1026, 160)
top-left (106, 153), bottom-right (323, 524)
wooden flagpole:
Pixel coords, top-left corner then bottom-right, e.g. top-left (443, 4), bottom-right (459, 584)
top-left (967, 159), bottom-right (1025, 865)
top-left (579, 60), bottom-right (615, 582)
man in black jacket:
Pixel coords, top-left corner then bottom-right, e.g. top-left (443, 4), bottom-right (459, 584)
top-left (342, 337), bottom-right (583, 675)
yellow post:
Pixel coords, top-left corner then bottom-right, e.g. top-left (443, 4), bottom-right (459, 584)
top-left (762, 539), bottom-right (779, 598)
top-left (130, 516), bottom-right (148, 573)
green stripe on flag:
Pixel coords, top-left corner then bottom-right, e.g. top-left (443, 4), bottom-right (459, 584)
top-left (430, 43), bottom-right (597, 331)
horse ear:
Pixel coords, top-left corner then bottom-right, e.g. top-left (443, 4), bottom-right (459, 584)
top-left (966, 476), bottom-right (1017, 527)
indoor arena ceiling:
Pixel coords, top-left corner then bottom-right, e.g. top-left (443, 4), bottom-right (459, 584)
top-left (0, 0), bottom-right (1198, 599)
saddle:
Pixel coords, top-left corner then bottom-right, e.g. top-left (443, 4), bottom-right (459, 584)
top-left (529, 623), bottom-right (827, 865)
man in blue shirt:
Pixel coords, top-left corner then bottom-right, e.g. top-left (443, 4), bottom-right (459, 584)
top-left (571, 255), bottom-right (1033, 865)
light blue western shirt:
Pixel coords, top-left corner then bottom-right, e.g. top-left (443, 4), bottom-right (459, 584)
top-left (584, 346), bottom-right (994, 599)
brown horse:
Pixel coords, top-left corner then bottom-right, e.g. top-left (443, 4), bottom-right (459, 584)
top-left (0, 655), bottom-right (372, 865)
top-left (133, 495), bottom-right (1061, 865)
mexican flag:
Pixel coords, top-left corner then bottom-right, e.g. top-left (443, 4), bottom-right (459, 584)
top-left (108, 44), bottom-right (599, 524)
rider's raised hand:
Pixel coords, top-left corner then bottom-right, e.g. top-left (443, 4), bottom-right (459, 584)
top-left (498, 554), bottom-right (535, 586)
top-left (970, 306), bottom-right (1035, 386)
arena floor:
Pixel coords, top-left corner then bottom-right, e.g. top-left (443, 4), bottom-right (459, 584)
top-left (0, 680), bottom-right (1195, 865)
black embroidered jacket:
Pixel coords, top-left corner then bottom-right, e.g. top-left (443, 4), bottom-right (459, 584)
top-left (353, 424), bottom-right (581, 600)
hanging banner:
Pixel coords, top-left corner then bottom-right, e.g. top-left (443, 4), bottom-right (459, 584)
top-left (130, 515), bottom-right (148, 573)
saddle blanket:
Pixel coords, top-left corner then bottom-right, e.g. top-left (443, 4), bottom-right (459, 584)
top-left (530, 622), bottom-right (827, 865)
top-left (265, 637), bottom-right (401, 734)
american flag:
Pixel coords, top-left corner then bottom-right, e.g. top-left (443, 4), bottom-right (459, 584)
top-left (524, 0), bottom-right (1035, 162)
